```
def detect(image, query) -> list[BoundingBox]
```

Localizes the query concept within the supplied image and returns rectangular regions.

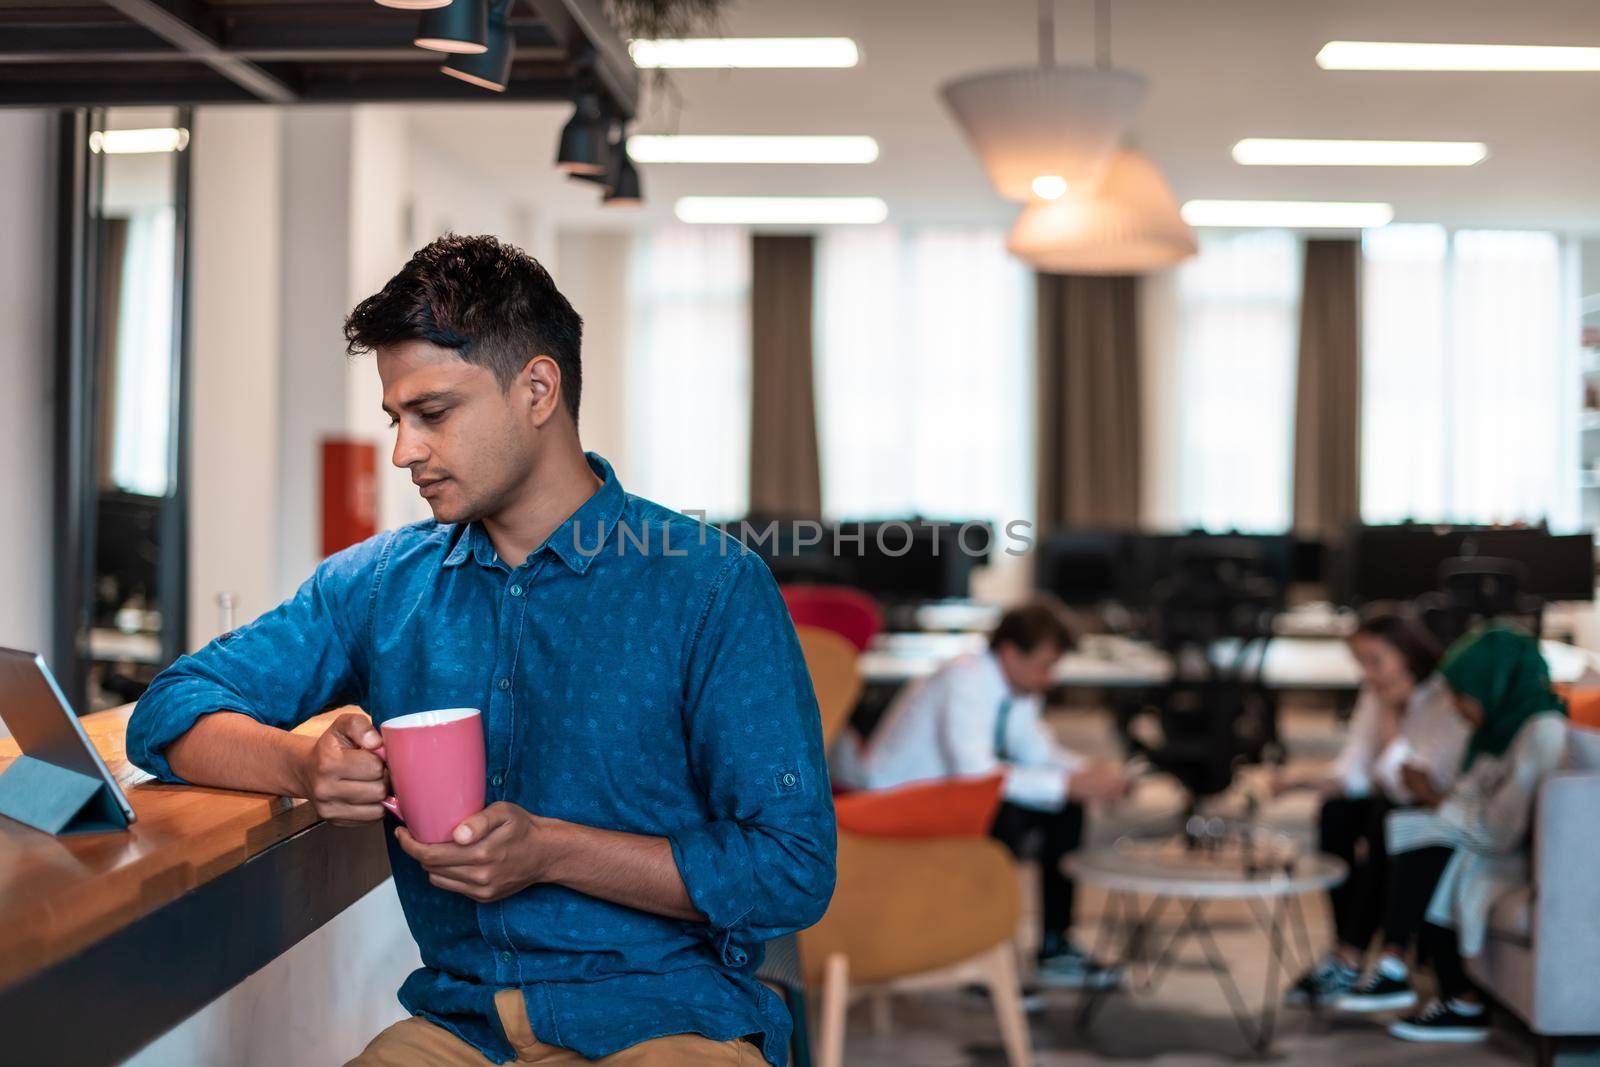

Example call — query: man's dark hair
[1355,602,1442,683]
[343,233,584,423]
[990,598,1077,655]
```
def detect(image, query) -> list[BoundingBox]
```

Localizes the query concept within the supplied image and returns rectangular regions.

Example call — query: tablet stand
[0,754,132,835]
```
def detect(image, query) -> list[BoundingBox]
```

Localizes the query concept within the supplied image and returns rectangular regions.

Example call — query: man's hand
[1400,762,1444,808]
[300,712,388,826]
[1069,762,1130,802]
[395,802,548,903]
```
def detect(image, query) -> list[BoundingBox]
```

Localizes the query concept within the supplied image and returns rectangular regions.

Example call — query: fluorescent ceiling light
[1317,40,1600,71]
[626,135,879,164]
[1180,199,1394,229]
[1031,175,1069,199]
[88,127,190,154]
[674,196,888,225]
[1232,138,1488,166]
[629,37,860,69]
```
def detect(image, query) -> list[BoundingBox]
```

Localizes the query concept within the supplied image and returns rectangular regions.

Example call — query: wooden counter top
[0,705,365,992]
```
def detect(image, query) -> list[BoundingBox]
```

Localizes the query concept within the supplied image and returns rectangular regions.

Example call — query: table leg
[1077,891,1302,1057]
[1075,889,1129,1031]
[1186,897,1285,1057]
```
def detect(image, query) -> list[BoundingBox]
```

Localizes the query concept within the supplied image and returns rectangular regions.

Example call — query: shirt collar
[440,452,626,576]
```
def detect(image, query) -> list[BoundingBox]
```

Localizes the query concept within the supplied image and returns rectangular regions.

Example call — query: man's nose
[392,422,427,469]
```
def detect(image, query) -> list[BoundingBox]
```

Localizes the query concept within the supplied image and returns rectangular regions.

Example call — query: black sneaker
[1036,942,1122,990]
[1284,955,1359,1006]
[1388,998,1490,1043]
[1335,968,1418,1013]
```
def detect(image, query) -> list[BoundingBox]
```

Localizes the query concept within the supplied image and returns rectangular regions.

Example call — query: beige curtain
[1292,239,1362,539]
[1035,273,1142,532]
[748,234,822,516]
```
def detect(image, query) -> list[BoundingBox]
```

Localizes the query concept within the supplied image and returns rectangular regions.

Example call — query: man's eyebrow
[381,389,461,417]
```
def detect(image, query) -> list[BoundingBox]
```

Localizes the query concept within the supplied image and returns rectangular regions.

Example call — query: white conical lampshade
[1007,149,1196,274]
[941,65,1147,201]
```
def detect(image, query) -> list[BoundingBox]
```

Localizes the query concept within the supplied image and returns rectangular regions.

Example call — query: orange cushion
[1554,684,1600,730]
[833,774,1005,838]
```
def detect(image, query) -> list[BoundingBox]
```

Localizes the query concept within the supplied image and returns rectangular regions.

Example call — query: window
[107,208,178,497]
[813,226,1033,532]
[1171,230,1302,533]
[1361,225,1573,527]
[624,225,751,518]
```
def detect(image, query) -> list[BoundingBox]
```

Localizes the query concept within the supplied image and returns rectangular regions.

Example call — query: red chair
[781,585,884,652]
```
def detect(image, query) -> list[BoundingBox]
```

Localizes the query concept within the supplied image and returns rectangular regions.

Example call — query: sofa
[1468,725,1600,1066]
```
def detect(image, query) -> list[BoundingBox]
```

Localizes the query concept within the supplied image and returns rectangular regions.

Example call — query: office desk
[0,706,389,1065]
[859,633,1600,692]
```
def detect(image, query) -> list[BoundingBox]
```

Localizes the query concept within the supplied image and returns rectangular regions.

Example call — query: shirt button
[510,584,523,597]
[491,773,504,788]
[782,773,798,788]
[497,678,510,691]
[499,951,512,964]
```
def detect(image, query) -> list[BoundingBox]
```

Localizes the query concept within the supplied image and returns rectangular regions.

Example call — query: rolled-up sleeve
[667,551,838,965]
[126,534,387,783]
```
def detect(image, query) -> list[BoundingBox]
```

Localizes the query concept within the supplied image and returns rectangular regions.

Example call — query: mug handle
[371,743,400,821]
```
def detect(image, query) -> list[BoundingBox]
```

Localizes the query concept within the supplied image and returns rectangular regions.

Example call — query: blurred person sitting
[1339,624,1568,1044]
[849,600,1128,989]
[1277,606,1470,1006]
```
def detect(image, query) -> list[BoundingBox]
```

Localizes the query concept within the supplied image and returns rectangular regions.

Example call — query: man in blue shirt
[126,234,836,1066]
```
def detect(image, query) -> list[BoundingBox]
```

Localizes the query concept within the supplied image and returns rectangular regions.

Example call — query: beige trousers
[346,989,751,1065]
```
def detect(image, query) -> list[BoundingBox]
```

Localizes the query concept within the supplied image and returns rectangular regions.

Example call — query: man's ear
[520,355,563,427]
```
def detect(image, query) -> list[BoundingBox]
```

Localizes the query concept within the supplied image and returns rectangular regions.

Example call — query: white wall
[0,110,55,656]
[554,231,631,470]
[188,107,286,647]
[276,109,356,598]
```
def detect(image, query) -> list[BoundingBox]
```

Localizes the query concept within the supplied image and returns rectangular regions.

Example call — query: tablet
[0,647,135,833]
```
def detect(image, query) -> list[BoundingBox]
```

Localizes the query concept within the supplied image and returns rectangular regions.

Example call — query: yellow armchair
[792,625,1033,1067]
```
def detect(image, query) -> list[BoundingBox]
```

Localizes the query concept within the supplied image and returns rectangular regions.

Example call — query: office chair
[1418,556,1544,646]
[781,585,885,652]
[1120,540,1283,802]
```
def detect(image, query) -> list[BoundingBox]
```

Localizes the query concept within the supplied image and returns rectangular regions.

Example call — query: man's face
[995,640,1062,695]
[378,340,540,525]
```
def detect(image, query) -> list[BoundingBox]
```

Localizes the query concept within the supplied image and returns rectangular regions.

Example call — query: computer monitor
[1344,525,1594,604]
[849,520,974,603]
[1034,531,1128,606]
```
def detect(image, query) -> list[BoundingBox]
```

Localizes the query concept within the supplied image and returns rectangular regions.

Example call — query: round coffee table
[1066,834,1347,1056]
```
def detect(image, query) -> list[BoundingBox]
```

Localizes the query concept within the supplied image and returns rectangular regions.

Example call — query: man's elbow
[797,864,836,929]
[787,846,837,930]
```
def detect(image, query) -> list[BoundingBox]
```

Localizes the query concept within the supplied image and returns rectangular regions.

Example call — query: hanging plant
[605,0,728,43]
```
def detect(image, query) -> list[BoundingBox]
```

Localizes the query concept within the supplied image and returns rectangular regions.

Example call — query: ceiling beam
[0,20,561,67]
[0,73,581,108]
[524,0,637,117]
[101,0,299,103]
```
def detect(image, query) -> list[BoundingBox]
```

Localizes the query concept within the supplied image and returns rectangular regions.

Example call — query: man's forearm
[165,711,315,797]
[536,817,706,923]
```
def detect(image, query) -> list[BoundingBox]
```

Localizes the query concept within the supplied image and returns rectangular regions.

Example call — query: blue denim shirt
[127,454,836,1064]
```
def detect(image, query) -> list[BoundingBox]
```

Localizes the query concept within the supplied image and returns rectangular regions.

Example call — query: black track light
[555,88,609,175]
[415,0,488,55]
[603,131,642,208]
[441,0,512,89]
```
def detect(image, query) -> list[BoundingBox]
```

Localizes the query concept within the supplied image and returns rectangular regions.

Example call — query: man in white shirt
[854,602,1128,987]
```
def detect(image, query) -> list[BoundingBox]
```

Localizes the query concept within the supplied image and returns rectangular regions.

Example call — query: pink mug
[378,707,486,844]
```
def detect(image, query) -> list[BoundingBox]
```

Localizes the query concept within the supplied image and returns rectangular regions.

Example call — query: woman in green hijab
[1442,623,1567,774]
[1340,623,1569,1043]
